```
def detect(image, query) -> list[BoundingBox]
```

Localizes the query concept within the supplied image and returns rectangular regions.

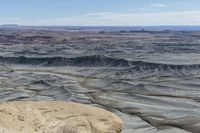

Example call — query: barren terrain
[0,28,200,132]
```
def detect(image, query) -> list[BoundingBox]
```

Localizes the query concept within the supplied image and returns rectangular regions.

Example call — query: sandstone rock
[0,101,123,133]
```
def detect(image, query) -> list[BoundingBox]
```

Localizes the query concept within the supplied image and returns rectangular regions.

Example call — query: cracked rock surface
[0,101,123,133]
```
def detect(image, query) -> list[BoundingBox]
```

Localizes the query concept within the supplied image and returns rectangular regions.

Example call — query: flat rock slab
[0,101,123,133]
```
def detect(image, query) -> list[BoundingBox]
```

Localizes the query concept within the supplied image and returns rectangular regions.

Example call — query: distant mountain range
[1,24,200,32]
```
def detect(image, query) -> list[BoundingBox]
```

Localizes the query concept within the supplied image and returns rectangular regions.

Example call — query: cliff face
[0,101,123,133]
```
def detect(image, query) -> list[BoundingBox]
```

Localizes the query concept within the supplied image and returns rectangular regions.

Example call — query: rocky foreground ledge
[0,101,123,133]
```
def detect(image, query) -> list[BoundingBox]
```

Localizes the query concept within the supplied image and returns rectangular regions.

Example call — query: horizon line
[1,24,200,27]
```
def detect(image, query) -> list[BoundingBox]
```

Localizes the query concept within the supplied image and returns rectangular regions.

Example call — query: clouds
[148,3,168,8]
[0,10,200,26]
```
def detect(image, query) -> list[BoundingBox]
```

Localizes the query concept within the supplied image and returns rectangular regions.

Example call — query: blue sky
[0,0,200,26]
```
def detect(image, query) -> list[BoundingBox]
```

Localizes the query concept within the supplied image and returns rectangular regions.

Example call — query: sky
[0,0,200,26]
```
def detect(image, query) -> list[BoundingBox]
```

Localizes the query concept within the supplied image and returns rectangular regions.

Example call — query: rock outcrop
[0,101,123,133]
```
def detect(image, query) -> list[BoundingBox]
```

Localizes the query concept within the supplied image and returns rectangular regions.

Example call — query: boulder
[0,101,123,133]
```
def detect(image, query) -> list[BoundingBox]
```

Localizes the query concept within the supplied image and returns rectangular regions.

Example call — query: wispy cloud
[85,12,115,17]
[148,3,168,8]
[0,11,200,26]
